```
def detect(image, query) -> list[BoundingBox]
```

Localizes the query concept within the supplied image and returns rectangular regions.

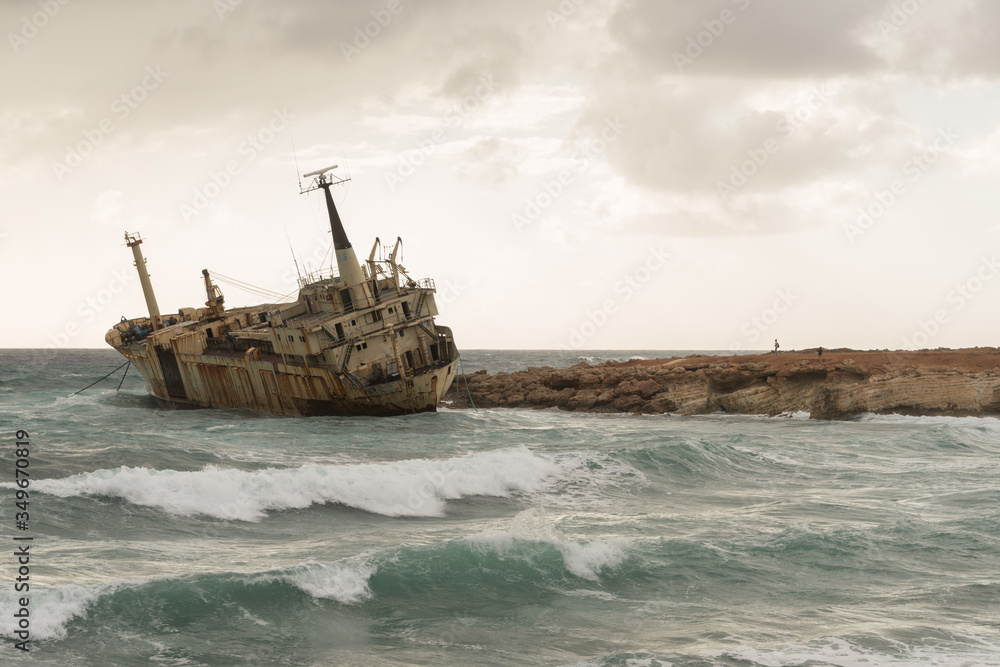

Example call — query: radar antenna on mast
[300,164,351,194]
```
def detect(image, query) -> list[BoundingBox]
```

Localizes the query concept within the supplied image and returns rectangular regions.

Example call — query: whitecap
[259,560,376,604]
[855,413,1000,431]
[469,508,628,581]
[26,446,562,521]
[0,580,127,641]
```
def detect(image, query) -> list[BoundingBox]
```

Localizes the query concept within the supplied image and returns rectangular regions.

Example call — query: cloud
[608,0,883,79]
[457,136,522,190]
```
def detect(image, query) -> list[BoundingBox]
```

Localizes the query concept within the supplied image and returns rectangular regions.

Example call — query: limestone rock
[445,349,1000,420]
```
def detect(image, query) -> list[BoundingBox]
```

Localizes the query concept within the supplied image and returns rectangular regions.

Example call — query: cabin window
[351,319,356,326]
[288,335,294,341]
[397,330,404,338]
[299,336,305,342]
[356,345,362,352]
[387,307,393,313]
[362,342,368,349]
[335,323,344,339]
[373,309,383,322]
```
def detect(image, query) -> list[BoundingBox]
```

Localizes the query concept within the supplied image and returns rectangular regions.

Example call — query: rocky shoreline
[444,348,1000,419]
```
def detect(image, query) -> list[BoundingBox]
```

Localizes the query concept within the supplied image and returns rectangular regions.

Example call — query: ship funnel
[124,232,162,330]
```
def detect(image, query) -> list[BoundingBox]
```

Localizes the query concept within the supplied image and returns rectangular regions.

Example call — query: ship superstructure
[105,166,459,416]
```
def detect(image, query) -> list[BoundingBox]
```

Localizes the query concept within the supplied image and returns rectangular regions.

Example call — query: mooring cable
[457,352,478,411]
[116,361,131,391]
[73,361,130,395]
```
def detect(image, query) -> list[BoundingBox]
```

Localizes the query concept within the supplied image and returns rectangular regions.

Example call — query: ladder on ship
[339,369,366,389]
[417,322,436,340]
[415,290,426,317]
[340,339,354,370]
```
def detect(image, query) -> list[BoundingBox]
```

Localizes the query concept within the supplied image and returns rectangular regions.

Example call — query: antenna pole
[291,134,302,192]
[285,227,303,284]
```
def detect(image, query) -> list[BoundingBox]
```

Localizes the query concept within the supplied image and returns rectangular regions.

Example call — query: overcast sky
[2,0,998,351]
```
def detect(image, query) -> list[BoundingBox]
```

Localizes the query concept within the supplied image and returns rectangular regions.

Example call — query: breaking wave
[0,560,378,642]
[27,446,561,520]
[467,508,629,580]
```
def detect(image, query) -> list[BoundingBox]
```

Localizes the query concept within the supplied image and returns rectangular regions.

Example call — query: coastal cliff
[445,349,1000,419]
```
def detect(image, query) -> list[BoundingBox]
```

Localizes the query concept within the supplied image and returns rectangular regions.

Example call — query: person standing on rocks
[774,339,780,355]
[818,346,823,360]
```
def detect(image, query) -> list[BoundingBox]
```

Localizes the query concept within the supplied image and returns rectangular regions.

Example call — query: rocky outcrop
[445,349,1000,419]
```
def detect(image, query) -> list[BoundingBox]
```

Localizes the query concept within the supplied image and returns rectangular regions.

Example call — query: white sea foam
[0,558,379,642]
[559,540,629,580]
[729,634,1000,667]
[0,580,126,641]
[469,508,628,581]
[856,413,1000,431]
[701,411,814,421]
[532,451,648,511]
[277,560,376,604]
[29,446,561,521]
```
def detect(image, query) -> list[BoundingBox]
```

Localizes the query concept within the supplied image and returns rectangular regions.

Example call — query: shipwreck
[105,166,459,416]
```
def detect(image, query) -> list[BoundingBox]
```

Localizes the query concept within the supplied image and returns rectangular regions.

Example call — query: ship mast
[124,232,162,330]
[301,165,372,309]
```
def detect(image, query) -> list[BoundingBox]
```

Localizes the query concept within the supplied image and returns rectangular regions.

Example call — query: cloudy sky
[2,0,998,351]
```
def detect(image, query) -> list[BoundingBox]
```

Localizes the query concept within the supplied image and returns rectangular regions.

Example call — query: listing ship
[105,166,459,416]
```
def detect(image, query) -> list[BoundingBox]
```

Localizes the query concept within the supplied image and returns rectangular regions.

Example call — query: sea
[1,348,999,666]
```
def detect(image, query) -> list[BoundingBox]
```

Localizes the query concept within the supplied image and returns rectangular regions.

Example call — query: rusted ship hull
[116,337,458,417]
[107,166,461,418]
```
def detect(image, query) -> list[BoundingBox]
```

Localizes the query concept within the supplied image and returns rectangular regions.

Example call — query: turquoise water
[1,349,999,666]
